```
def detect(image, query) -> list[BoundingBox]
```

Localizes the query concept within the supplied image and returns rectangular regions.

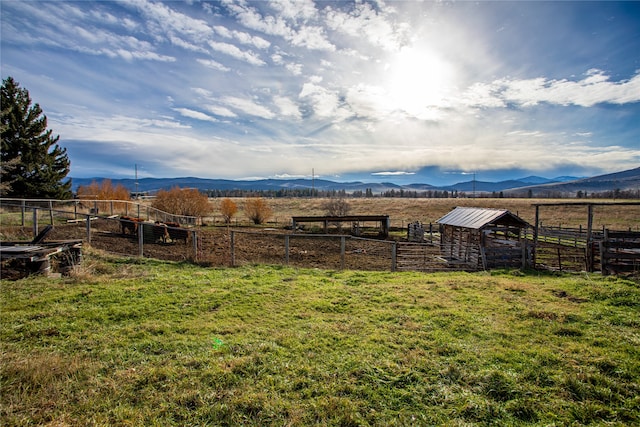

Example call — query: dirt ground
[5,196,637,277]
[1,219,397,277]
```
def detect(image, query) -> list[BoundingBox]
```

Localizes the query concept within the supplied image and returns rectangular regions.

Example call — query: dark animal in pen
[120,216,143,235]
[165,222,189,244]
[152,222,170,243]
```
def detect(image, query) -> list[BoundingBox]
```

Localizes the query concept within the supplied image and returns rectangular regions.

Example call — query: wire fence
[3,199,637,275]
[228,231,396,271]
[0,198,198,226]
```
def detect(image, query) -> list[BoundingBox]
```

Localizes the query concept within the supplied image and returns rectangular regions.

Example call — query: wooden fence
[395,243,470,271]
[229,231,396,271]
[0,205,199,263]
[600,231,640,275]
[534,225,606,248]
[0,198,199,226]
[3,201,638,275]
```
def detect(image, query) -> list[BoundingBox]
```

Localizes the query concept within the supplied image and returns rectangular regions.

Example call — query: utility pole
[135,164,139,199]
[473,171,476,198]
[312,168,315,197]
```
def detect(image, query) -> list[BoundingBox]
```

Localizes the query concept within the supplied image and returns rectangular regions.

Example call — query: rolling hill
[504,167,640,196]
[70,167,639,196]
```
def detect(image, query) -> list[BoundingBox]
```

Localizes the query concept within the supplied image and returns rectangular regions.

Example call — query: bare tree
[322,197,351,216]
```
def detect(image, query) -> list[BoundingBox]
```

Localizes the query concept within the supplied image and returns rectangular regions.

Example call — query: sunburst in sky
[2,0,639,185]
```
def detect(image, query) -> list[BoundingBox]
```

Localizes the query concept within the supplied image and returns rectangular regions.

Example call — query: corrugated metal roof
[436,207,528,230]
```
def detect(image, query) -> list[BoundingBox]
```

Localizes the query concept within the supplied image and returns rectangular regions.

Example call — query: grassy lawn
[1,251,639,426]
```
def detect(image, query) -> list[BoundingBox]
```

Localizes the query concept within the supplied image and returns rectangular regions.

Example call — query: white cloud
[324,2,409,51]
[223,1,294,39]
[204,104,237,118]
[232,30,271,50]
[221,96,276,119]
[372,171,416,176]
[299,83,349,120]
[131,0,213,43]
[463,70,640,108]
[285,62,303,75]
[208,41,265,65]
[223,0,335,51]
[269,0,318,22]
[289,25,335,51]
[197,58,231,71]
[173,108,218,123]
[170,35,209,53]
[273,96,302,119]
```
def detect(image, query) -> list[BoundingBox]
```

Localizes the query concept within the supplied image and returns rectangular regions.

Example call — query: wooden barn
[437,207,531,269]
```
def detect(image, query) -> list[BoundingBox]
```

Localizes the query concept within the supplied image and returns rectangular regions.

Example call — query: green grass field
[1,251,639,426]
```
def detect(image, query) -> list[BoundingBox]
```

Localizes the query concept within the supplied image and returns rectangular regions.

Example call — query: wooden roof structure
[437,207,529,230]
[291,215,390,237]
[436,207,531,270]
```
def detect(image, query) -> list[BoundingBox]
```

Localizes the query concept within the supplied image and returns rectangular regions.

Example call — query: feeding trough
[0,225,83,278]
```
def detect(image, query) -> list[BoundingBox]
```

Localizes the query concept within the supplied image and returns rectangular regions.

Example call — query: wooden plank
[602,251,640,261]
[605,231,640,239]
[603,242,640,249]
[66,216,98,223]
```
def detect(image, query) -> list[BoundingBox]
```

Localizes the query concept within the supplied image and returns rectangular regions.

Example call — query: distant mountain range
[71,167,640,196]
[503,167,640,196]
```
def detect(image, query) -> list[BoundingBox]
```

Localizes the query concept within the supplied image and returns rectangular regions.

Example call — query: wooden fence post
[601,229,608,276]
[86,214,91,245]
[230,231,235,267]
[192,230,198,261]
[49,200,54,224]
[533,205,539,268]
[138,222,144,257]
[586,204,594,272]
[32,208,38,239]
[340,236,345,269]
[391,242,397,272]
[285,235,290,265]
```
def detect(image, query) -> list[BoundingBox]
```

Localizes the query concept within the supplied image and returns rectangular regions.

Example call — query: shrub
[76,179,130,212]
[220,198,238,224]
[322,197,351,216]
[77,179,130,201]
[152,187,210,217]
[244,198,272,225]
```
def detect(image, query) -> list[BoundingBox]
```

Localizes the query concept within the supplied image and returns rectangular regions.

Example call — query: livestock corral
[1,198,639,277]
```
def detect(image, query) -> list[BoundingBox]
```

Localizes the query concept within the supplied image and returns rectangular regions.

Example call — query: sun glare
[386,46,455,118]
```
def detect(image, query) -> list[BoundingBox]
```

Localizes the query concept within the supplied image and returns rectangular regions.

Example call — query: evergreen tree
[1,77,71,198]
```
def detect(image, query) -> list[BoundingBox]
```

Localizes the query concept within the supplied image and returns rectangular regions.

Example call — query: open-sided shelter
[437,207,531,269]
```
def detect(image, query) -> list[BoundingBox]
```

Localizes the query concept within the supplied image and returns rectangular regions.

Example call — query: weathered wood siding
[601,230,640,275]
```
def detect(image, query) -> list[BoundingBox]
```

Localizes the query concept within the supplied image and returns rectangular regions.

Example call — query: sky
[2,0,639,186]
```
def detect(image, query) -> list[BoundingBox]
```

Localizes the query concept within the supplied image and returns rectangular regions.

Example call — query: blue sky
[2,0,639,186]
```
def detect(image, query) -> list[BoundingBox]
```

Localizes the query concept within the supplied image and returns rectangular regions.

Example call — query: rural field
[1,249,639,426]
[205,197,640,231]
